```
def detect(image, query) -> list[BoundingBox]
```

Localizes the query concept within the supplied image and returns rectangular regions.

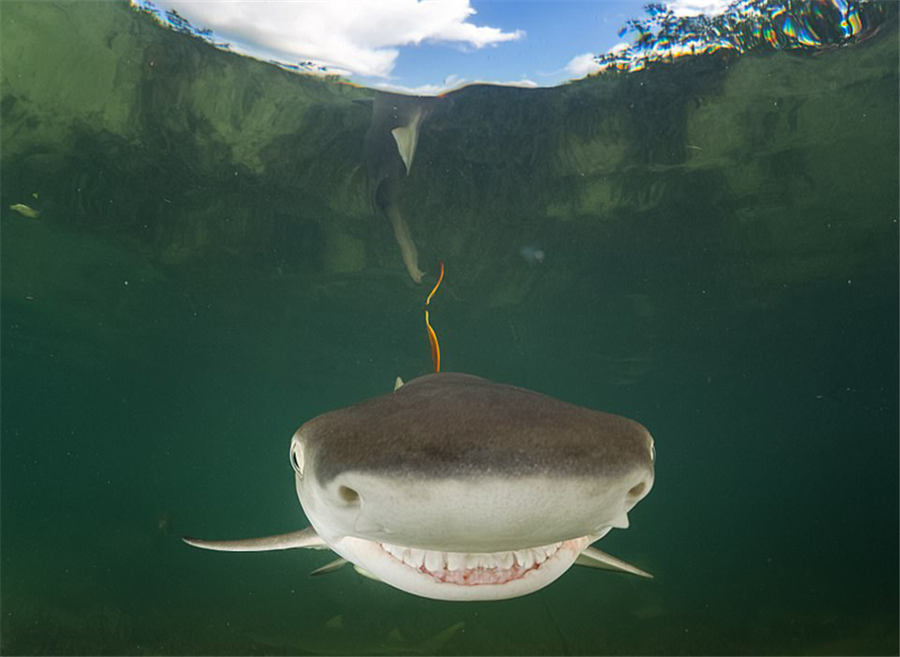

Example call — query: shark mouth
[329,533,601,600]
[378,539,577,586]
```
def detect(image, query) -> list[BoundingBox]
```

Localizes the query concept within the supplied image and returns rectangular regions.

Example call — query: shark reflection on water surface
[185,372,655,601]
[362,91,442,284]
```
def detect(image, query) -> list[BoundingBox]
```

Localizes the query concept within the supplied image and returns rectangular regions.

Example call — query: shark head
[289,373,654,600]
[184,372,655,601]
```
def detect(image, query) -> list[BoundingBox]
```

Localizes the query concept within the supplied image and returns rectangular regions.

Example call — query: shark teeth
[380,541,564,586]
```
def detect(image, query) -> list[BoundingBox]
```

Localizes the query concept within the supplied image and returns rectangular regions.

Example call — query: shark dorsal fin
[391,106,426,175]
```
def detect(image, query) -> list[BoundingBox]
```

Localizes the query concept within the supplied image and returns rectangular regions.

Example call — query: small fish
[9,203,40,219]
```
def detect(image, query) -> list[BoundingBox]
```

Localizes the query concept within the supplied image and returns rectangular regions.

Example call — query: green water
[1,2,897,654]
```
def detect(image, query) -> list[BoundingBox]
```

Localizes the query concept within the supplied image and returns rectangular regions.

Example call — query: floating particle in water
[9,203,40,219]
[519,245,545,264]
[156,510,173,535]
[325,614,344,630]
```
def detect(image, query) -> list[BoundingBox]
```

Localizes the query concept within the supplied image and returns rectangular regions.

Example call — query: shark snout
[290,379,656,556]
[298,466,653,553]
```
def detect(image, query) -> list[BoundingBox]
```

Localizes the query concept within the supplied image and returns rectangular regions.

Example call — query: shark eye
[289,442,304,477]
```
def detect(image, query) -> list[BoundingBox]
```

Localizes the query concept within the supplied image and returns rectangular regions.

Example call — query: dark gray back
[299,373,653,484]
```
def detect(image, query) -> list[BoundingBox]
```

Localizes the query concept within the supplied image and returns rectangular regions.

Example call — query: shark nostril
[628,482,647,498]
[337,485,360,504]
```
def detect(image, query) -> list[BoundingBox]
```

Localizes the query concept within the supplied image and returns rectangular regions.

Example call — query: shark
[184,372,655,601]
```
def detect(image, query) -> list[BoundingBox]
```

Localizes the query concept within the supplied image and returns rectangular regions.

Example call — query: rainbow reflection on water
[596,0,892,72]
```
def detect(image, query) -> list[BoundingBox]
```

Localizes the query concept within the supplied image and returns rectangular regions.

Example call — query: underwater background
[1,1,897,654]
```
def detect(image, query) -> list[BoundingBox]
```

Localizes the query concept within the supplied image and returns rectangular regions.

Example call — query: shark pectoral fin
[182,526,328,552]
[576,546,653,578]
[394,376,405,391]
[310,557,348,576]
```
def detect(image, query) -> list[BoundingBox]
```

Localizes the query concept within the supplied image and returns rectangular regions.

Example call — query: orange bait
[424,260,444,373]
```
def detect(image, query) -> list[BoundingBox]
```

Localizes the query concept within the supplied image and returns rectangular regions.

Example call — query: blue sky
[141,0,730,94]
[382,1,647,89]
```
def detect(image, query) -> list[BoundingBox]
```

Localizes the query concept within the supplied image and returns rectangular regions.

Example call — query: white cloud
[482,78,538,89]
[372,74,468,96]
[153,0,523,78]
[565,52,602,79]
[372,74,538,96]
[665,0,734,17]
